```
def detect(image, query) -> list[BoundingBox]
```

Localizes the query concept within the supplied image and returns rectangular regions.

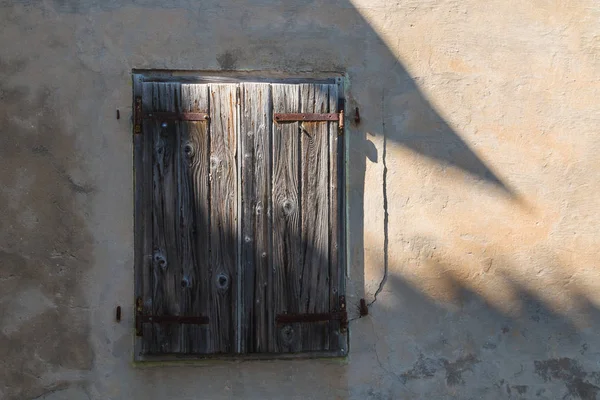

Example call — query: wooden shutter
[134,77,345,359]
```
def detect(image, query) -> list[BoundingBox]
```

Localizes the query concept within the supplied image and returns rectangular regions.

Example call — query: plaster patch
[534,358,600,400]
[1,287,56,335]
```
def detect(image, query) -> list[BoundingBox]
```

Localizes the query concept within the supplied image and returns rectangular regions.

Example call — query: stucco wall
[1,1,599,399]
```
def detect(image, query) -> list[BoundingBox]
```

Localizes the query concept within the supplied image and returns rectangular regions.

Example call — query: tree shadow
[350,243,600,399]
[17,0,514,190]
[3,0,595,398]
[22,0,527,326]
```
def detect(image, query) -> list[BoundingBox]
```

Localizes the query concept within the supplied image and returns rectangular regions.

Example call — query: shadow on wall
[363,269,600,400]
[0,68,96,399]
[1,0,598,399]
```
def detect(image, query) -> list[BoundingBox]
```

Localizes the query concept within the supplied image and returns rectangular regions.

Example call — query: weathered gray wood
[299,84,331,351]
[135,348,344,362]
[271,84,302,352]
[327,83,342,352]
[147,82,182,353]
[140,82,157,353]
[137,71,339,85]
[208,84,238,353]
[180,84,210,353]
[133,74,149,357]
[336,78,348,355]
[135,79,344,358]
[240,83,273,353]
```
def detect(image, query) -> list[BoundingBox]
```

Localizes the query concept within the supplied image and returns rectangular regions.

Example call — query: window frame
[132,71,347,361]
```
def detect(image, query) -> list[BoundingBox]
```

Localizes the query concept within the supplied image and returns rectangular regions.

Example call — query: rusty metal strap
[135,297,209,336]
[275,296,348,331]
[144,111,210,121]
[276,311,347,324]
[274,113,339,123]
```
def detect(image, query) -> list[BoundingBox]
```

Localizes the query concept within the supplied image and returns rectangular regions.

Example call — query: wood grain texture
[240,83,273,353]
[140,82,156,353]
[139,73,337,85]
[327,83,342,352]
[208,84,238,353]
[133,75,149,357]
[180,84,210,353]
[271,84,303,352]
[135,79,344,357]
[147,82,182,353]
[299,84,331,351]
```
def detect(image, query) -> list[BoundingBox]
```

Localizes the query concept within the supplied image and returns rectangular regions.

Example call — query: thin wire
[348,90,389,324]
[368,89,389,308]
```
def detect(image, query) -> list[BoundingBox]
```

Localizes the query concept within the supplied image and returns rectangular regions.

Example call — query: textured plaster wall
[1,0,600,399]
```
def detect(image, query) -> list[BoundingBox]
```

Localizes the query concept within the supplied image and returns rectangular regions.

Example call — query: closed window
[133,73,346,359]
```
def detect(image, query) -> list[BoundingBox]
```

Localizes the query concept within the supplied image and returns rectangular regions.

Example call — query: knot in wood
[181,275,192,288]
[282,200,295,215]
[216,273,230,290]
[280,325,295,345]
[210,156,220,170]
[154,253,167,270]
[183,143,194,157]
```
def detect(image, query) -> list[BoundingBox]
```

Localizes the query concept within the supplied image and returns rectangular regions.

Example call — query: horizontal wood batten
[141,315,209,324]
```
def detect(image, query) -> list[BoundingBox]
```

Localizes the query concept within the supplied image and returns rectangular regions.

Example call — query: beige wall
[1,0,599,399]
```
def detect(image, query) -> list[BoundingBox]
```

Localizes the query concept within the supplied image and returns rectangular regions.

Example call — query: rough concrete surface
[1,0,599,399]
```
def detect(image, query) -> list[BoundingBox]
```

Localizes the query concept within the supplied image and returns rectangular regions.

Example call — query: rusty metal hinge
[274,112,339,122]
[275,296,348,332]
[135,297,209,337]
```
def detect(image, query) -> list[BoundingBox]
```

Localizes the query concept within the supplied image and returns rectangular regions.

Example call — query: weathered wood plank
[180,84,210,353]
[327,83,342,352]
[140,82,157,353]
[134,75,150,356]
[272,84,302,353]
[136,78,344,358]
[148,82,182,353]
[208,84,238,353]
[240,83,272,353]
[299,84,331,351]
[139,73,337,85]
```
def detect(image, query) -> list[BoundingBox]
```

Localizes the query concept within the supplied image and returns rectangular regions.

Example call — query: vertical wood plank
[336,79,348,355]
[209,84,238,353]
[327,83,342,352]
[180,84,210,353]
[148,82,182,353]
[140,82,156,353]
[240,83,272,353]
[134,74,151,356]
[272,84,302,353]
[299,84,331,351]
